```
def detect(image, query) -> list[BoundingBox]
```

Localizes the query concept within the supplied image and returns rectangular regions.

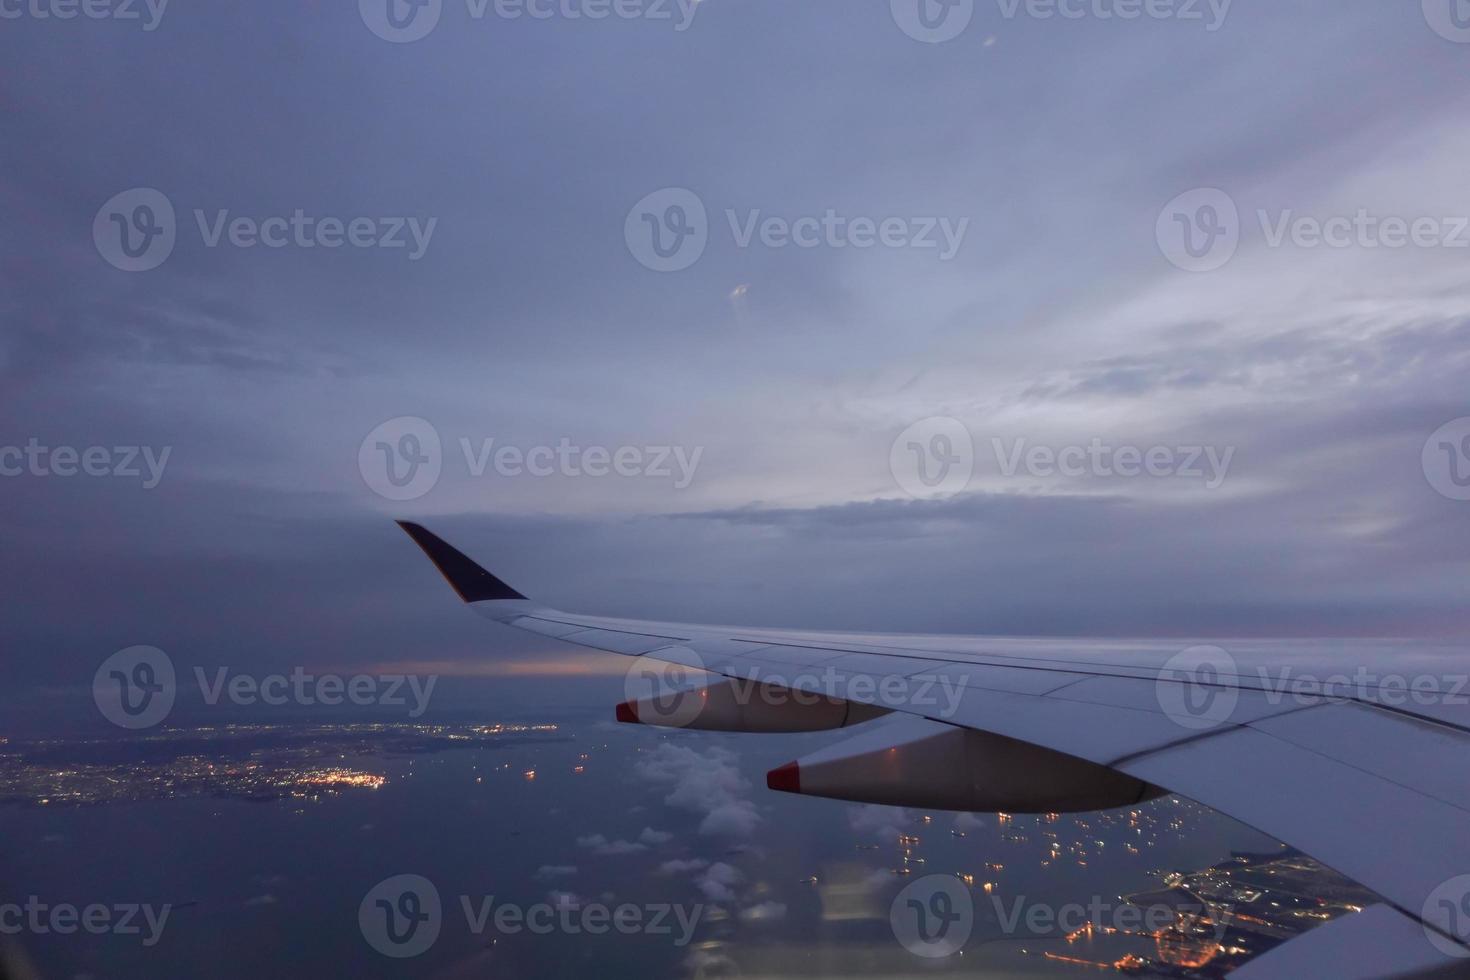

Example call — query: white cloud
[864,869,897,889]
[634,744,763,840]
[657,858,710,875]
[683,948,738,977]
[953,812,986,833]
[699,801,762,838]
[575,833,647,856]
[534,865,579,879]
[546,891,582,910]
[847,803,912,840]
[740,901,787,923]
[693,862,743,903]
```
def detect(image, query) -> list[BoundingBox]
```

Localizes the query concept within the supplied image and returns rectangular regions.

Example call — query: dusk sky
[5,0,1470,713]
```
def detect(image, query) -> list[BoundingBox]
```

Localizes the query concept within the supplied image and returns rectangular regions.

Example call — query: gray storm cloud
[2,1,1469,719]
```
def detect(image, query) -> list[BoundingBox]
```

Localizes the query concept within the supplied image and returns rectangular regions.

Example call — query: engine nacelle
[617,677,891,733]
[767,716,1164,813]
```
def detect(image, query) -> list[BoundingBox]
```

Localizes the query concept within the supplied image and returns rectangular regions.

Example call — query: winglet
[396,521,528,603]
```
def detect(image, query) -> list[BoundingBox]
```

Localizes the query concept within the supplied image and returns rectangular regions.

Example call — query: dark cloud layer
[3,1,1470,727]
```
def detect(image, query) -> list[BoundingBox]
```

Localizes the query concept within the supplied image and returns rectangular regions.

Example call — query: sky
[3,0,1470,715]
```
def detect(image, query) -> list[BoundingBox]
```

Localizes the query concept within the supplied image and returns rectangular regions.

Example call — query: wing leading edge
[397,522,1470,974]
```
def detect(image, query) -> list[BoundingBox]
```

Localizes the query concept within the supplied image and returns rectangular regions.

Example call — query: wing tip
[396,521,528,603]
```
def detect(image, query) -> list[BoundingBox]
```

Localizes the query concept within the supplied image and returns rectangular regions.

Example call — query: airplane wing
[397,521,1470,978]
